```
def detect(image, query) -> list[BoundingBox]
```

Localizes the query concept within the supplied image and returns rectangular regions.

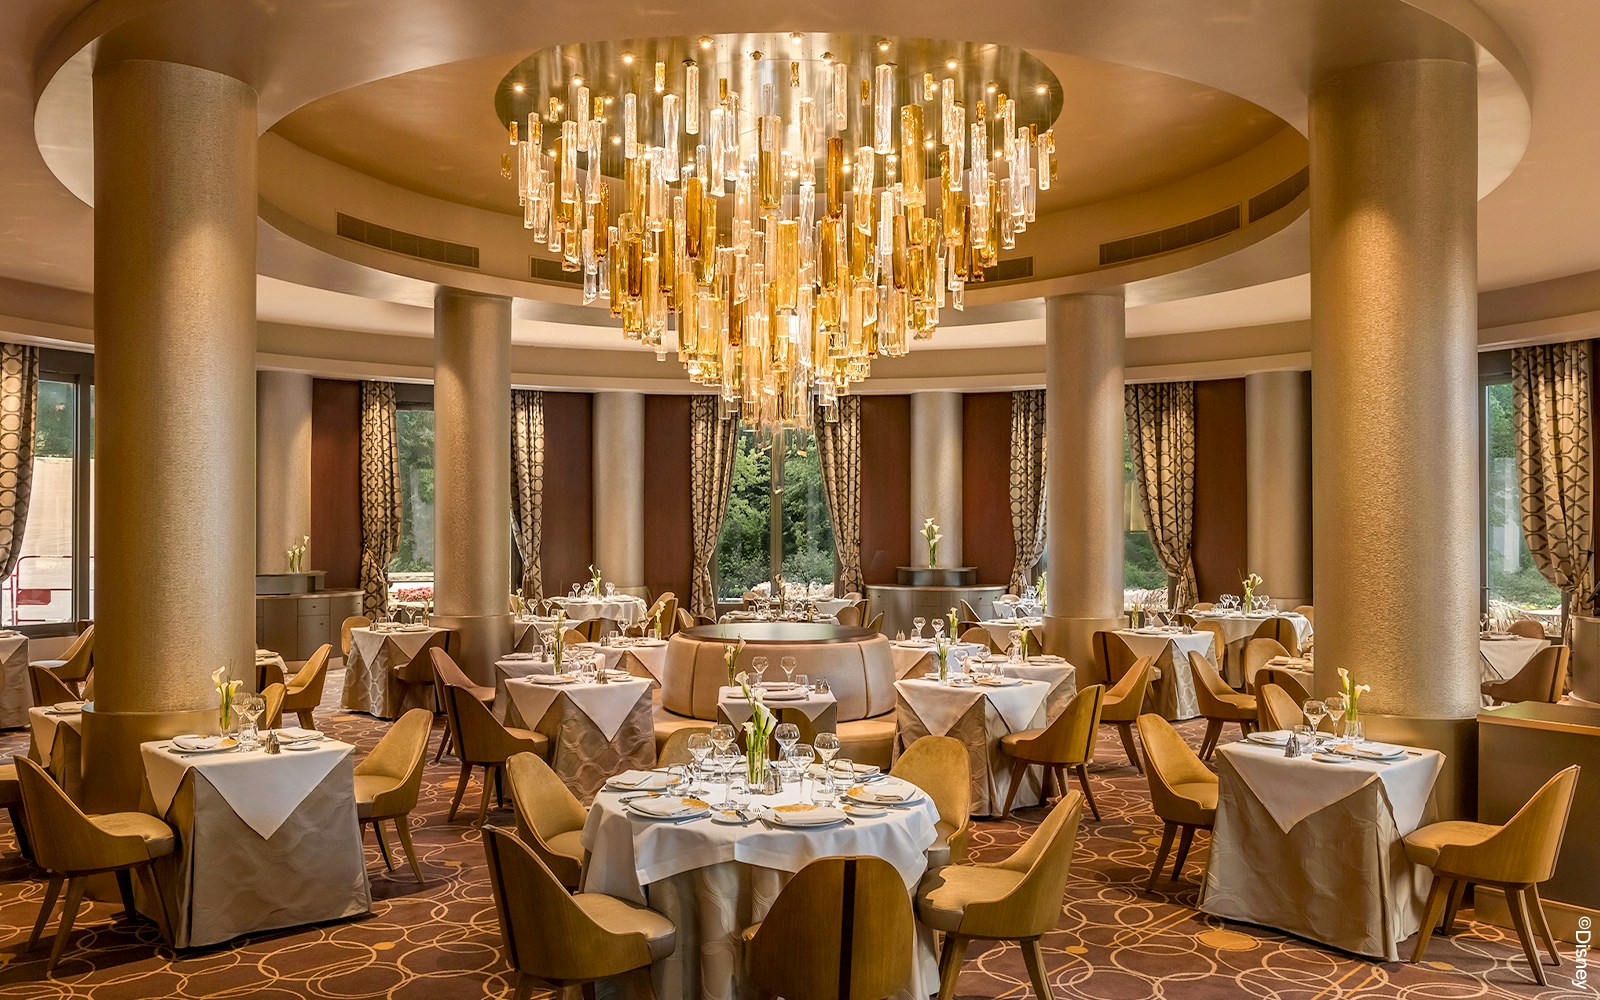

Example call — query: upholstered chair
[15,756,176,972]
[835,603,864,627]
[676,607,698,633]
[506,751,588,890]
[1136,713,1218,890]
[278,644,331,729]
[998,685,1105,820]
[867,612,885,634]
[1292,604,1314,624]
[259,683,286,733]
[915,792,1085,1000]
[1191,602,1216,611]
[575,617,620,642]
[743,856,913,1000]
[483,826,675,999]
[1249,616,1300,656]
[1508,619,1547,640]
[430,649,495,763]
[1090,630,1139,689]
[32,625,93,698]
[0,761,29,859]
[958,599,982,622]
[891,736,972,866]
[1404,765,1580,985]
[960,627,1004,655]
[1482,645,1570,705]
[436,664,549,825]
[1098,656,1155,774]
[1256,684,1304,732]
[1188,619,1231,683]
[339,615,371,659]
[354,707,432,883]
[560,627,589,648]
[1241,638,1289,692]
[391,630,450,716]
[28,665,78,708]
[1256,668,1312,707]
[1189,651,1257,759]
[657,725,714,767]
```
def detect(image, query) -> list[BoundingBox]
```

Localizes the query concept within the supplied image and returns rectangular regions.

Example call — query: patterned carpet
[0,672,1582,999]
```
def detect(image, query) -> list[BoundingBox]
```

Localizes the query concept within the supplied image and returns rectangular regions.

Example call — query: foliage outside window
[716,428,835,599]
[3,379,79,626]
[390,407,436,575]
[1483,381,1560,610]
[1123,428,1168,592]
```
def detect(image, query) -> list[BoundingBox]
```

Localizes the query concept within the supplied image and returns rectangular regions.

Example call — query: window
[1123,428,1168,593]
[715,429,836,600]
[1482,380,1560,611]
[390,406,435,578]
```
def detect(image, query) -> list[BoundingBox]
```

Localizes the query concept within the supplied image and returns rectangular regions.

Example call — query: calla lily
[211,666,229,689]
[1356,684,1371,695]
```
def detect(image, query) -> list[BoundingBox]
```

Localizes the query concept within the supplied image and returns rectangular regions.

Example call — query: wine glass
[814,732,841,769]
[932,619,945,641]
[789,743,816,796]
[570,583,581,598]
[774,723,800,773]
[606,582,616,598]
[709,723,736,760]
[236,693,264,749]
[913,616,927,639]
[686,733,713,794]
[1324,692,1348,738]
[1302,699,1328,738]
[751,656,769,687]
[781,656,797,687]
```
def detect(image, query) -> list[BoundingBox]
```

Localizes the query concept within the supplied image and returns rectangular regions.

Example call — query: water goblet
[1324,692,1348,738]
[727,773,751,813]
[775,723,800,775]
[913,617,927,639]
[751,656,769,688]
[606,582,616,598]
[1292,724,1316,755]
[794,674,809,693]
[789,743,816,795]
[236,692,264,749]
[781,656,797,687]
[932,620,945,641]
[814,732,840,768]
[686,733,713,794]
[1302,699,1328,738]
[570,583,581,599]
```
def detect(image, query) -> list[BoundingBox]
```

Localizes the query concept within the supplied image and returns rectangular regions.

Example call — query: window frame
[13,348,94,639]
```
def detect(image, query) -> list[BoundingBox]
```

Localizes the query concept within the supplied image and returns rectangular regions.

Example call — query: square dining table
[1113,626,1215,721]
[893,676,1052,816]
[340,624,450,719]
[500,675,656,803]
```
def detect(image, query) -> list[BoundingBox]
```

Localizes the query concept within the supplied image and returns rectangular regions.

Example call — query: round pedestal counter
[660,629,896,722]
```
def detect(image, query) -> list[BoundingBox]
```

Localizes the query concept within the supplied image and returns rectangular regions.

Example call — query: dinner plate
[1311,752,1353,764]
[1481,634,1517,641]
[1331,742,1407,761]
[845,778,921,806]
[767,804,848,827]
[282,742,318,752]
[840,802,887,818]
[1027,655,1066,663]
[172,734,238,753]
[524,674,578,685]
[502,652,540,660]
[763,689,809,701]
[1246,730,1294,746]
[627,795,711,820]
[606,770,679,792]
[711,808,751,825]
[975,676,1023,687]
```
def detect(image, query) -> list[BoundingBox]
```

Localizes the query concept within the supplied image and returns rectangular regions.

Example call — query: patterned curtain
[1008,390,1047,593]
[814,396,863,596]
[690,396,739,618]
[0,344,38,583]
[1124,382,1199,607]
[510,389,546,601]
[1513,342,1593,616]
[358,381,401,619]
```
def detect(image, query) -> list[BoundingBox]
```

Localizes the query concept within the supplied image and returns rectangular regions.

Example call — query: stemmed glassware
[686,733,712,795]
[1302,699,1328,740]
[814,733,840,771]
[913,617,927,639]
[605,582,616,598]
[236,693,265,749]
[751,656,769,688]
[774,723,800,777]
[781,656,797,687]
[789,743,816,798]
[932,619,945,641]
[1324,692,1348,739]
[570,583,581,598]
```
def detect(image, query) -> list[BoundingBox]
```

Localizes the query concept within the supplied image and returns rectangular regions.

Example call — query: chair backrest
[657,725,714,766]
[677,607,697,633]
[1136,713,1219,823]
[1090,630,1138,689]
[1249,617,1299,656]
[1257,668,1311,706]
[958,599,981,622]
[1241,638,1289,690]
[431,648,483,692]
[748,856,914,1000]
[54,625,95,683]
[959,627,1001,654]
[1438,765,1581,885]
[1022,684,1105,765]
[507,751,588,854]
[284,644,332,703]
[867,612,884,634]
[576,618,619,642]
[395,631,451,686]
[944,791,1085,940]
[340,616,371,658]
[354,708,432,818]
[835,603,864,627]
[1188,650,1241,717]
[1508,619,1547,640]
[29,664,77,706]
[1099,657,1154,723]
[658,597,680,636]
[14,755,156,876]
[890,736,971,855]
[1486,645,1571,705]
[1257,684,1304,731]
[482,826,654,985]
[260,683,286,730]
[432,649,522,764]
[1191,602,1216,611]
[1293,605,1314,625]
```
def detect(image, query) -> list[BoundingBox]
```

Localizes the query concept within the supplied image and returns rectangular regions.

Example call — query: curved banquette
[653,632,899,767]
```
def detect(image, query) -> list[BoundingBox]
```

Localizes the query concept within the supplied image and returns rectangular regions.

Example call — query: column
[1245,371,1311,608]
[909,392,963,567]
[1043,291,1126,678]
[432,288,513,684]
[592,391,645,593]
[1310,52,1478,813]
[256,371,313,573]
[87,57,258,809]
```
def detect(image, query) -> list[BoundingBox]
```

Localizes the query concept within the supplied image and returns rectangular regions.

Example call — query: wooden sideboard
[255,589,362,662]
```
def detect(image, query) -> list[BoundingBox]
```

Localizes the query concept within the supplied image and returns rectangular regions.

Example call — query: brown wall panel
[643,394,693,603]
[962,392,1016,587]
[1192,378,1249,600]
[310,378,362,590]
[541,391,594,595]
[860,394,911,585]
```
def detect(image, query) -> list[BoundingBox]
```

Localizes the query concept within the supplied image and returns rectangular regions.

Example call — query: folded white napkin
[172,734,230,751]
[847,776,918,803]
[275,727,322,742]
[629,794,708,818]
[525,673,576,685]
[608,769,676,790]
[767,804,847,826]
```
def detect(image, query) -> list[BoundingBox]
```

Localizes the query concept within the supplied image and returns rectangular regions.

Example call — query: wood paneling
[1193,379,1249,600]
[644,394,692,603]
[541,391,593,595]
[310,378,362,590]
[860,395,911,585]
[962,392,1016,586]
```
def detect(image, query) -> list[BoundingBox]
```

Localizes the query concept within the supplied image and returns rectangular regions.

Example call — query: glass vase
[746,742,778,793]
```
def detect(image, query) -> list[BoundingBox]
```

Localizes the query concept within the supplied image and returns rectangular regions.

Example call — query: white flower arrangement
[922,517,943,566]
[286,535,310,574]
[212,665,241,730]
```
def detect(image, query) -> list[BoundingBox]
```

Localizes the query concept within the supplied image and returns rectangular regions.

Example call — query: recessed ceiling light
[841,163,852,173]
[822,51,834,63]
[1035,84,1048,95]
[924,139,935,149]
[876,39,890,52]
[622,52,634,64]
[512,82,525,93]
[699,36,713,49]
[790,32,802,45]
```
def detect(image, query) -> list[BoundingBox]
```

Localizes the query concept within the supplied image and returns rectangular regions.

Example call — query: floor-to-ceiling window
[1481,378,1560,612]
[715,427,835,600]
[389,398,435,606]
[1123,428,1167,597]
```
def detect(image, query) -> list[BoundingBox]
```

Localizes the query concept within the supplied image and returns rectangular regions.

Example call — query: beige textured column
[432,288,513,684]
[1043,291,1126,678]
[909,392,963,567]
[592,391,646,592]
[256,370,313,573]
[1245,371,1311,608]
[1310,54,1479,814]
[87,58,257,808]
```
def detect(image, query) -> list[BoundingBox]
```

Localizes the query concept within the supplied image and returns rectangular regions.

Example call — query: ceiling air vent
[1249,167,1310,222]
[979,256,1034,284]
[336,213,479,268]
[1098,205,1241,266]
[529,257,585,287]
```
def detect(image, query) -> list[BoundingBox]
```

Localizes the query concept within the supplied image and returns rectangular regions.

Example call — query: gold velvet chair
[1136,713,1218,891]
[915,791,1085,1000]
[1257,667,1312,707]
[15,756,176,972]
[676,607,698,633]
[1256,683,1304,732]
[1249,616,1300,656]
[1189,651,1257,760]
[483,825,675,999]
[32,625,93,698]
[743,856,914,1000]
[1090,629,1139,689]
[657,725,714,766]
[392,630,451,716]
[1188,619,1231,684]
[354,707,432,883]
[867,612,885,634]
[506,751,588,891]
[891,736,972,867]
[1482,645,1570,705]
[339,615,371,660]
[998,684,1105,820]
[1404,765,1580,985]
[1508,619,1548,640]
[278,643,331,729]
[1292,604,1314,624]
[28,665,78,708]
[430,649,496,763]
[260,683,286,733]
[1241,638,1289,692]
[1191,602,1216,612]
[437,662,550,825]
[1098,656,1155,774]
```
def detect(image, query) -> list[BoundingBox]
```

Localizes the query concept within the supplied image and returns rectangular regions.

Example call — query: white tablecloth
[889,640,991,680]
[718,686,838,726]
[550,595,649,626]
[1216,741,1443,835]
[977,617,1045,647]
[505,677,652,742]
[894,678,1049,737]
[140,739,355,840]
[0,633,29,728]
[976,658,1077,723]
[27,705,79,760]
[1114,628,1213,721]
[575,640,671,684]
[1192,612,1314,647]
[583,779,939,1000]
[340,625,449,718]
[1478,634,1550,681]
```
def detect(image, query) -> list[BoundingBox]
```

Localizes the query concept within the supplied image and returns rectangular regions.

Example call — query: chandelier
[502,34,1059,433]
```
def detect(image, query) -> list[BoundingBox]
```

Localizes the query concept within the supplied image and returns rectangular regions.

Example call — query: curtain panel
[689,396,739,618]
[510,389,546,601]
[814,396,864,597]
[0,344,39,583]
[358,381,401,619]
[1512,341,1594,616]
[1124,382,1199,607]
[1008,389,1047,594]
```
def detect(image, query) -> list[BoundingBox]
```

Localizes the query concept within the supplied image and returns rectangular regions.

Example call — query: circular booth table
[655,624,899,767]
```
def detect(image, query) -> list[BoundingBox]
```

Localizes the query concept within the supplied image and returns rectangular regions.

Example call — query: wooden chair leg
[1412,876,1451,964]
[1238,720,1253,741]
[1074,764,1100,821]
[433,727,453,764]
[1200,719,1223,761]
[48,876,86,973]
[1021,937,1054,1000]
[392,816,425,884]
[114,868,137,920]
[1441,879,1469,934]
[8,804,32,861]
[1116,723,1143,774]
[296,709,315,729]
[136,862,173,946]
[372,820,394,870]
[1000,759,1029,818]
[936,932,970,1000]
[28,875,62,950]
[1171,826,1197,881]
[448,763,472,821]
[1148,823,1177,893]
[1506,882,1547,985]
[1526,884,1561,967]
[477,766,498,826]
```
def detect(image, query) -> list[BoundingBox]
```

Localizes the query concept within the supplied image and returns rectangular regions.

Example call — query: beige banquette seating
[654,633,899,767]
